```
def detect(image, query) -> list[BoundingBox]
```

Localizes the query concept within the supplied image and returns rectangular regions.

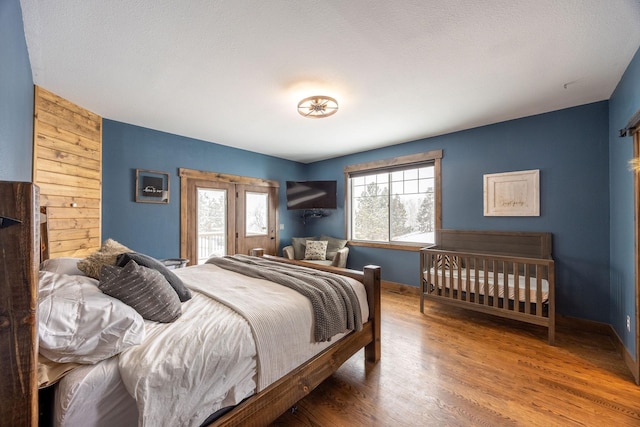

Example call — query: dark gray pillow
[99,261,181,323]
[291,236,316,260]
[116,252,191,302]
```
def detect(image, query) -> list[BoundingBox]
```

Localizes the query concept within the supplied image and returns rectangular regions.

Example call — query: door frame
[635,129,640,384]
[183,178,236,264]
[179,168,280,263]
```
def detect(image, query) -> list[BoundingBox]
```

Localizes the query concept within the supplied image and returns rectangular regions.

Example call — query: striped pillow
[99,260,182,323]
[435,254,459,270]
[116,252,191,302]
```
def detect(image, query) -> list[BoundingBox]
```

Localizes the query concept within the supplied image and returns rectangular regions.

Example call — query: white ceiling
[20,0,640,163]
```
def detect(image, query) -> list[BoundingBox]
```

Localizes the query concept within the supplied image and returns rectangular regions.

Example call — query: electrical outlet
[627,315,631,332]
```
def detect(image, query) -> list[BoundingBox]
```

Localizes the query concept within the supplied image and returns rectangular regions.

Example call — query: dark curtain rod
[619,108,640,137]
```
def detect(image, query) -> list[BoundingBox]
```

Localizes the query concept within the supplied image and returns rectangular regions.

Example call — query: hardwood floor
[271,289,640,426]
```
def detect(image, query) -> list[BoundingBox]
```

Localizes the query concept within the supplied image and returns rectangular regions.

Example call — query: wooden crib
[420,229,555,344]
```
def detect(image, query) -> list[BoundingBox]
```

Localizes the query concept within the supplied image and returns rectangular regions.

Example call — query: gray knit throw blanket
[206,254,362,342]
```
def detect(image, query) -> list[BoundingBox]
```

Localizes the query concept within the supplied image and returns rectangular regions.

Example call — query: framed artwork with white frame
[483,169,539,216]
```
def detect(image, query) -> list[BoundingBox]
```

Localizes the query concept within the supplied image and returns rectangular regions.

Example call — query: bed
[420,229,555,344]
[0,181,381,427]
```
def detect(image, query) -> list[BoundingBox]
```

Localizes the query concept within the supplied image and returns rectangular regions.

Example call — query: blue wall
[609,46,640,357]
[102,120,308,258]
[5,0,639,354]
[305,102,610,322]
[0,0,33,181]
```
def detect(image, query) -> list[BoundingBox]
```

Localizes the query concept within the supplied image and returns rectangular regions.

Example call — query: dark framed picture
[135,169,169,204]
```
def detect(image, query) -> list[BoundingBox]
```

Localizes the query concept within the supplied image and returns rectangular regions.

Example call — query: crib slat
[439,253,445,297]
[524,263,531,314]
[483,259,490,307]
[463,256,470,302]
[455,254,462,301]
[502,260,509,311]
[430,253,436,296]
[446,253,452,299]
[536,265,543,316]
[475,257,481,304]
[422,253,429,301]
[430,254,435,297]
[443,254,447,297]
[513,262,520,313]
[492,259,500,307]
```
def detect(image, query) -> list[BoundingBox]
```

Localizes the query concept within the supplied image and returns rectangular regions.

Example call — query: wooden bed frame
[420,229,555,345]
[0,181,381,427]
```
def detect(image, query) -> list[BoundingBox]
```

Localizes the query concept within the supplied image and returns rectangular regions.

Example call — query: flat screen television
[286,180,337,210]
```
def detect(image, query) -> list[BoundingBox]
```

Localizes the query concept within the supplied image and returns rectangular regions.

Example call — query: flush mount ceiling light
[297,96,338,119]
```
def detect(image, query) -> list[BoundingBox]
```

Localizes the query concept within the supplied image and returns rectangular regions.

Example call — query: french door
[179,169,279,265]
[236,184,277,256]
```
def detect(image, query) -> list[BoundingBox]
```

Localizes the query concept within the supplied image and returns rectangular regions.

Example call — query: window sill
[347,240,431,252]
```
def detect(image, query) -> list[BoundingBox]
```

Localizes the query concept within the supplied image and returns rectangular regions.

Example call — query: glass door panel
[245,192,268,236]
[197,188,227,264]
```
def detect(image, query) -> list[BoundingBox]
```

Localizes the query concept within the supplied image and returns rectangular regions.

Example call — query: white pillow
[38,271,145,364]
[40,257,85,276]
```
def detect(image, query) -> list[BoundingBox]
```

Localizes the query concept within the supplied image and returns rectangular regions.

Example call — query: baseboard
[556,314,612,335]
[558,315,639,384]
[610,326,640,385]
[381,280,420,295]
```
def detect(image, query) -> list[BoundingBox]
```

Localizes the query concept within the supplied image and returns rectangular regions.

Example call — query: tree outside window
[350,165,436,244]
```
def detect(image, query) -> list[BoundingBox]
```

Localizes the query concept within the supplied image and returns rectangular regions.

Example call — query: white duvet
[116,263,369,427]
[118,288,257,427]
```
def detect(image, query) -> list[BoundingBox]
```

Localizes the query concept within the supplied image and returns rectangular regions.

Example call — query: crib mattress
[425,268,549,303]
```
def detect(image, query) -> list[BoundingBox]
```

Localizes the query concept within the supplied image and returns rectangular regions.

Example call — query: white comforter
[117,263,368,427]
[117,286,256,427]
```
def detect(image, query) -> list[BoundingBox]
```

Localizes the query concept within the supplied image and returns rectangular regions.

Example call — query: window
[345,150,442,249]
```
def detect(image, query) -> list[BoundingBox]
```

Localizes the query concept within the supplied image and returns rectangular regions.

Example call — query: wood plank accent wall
[32,86,102,258]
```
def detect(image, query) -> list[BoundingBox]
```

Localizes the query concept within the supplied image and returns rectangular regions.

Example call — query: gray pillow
[100,261,182,323]
[116,252,191,302]
[291,236,316,260]
[319,235,348,260]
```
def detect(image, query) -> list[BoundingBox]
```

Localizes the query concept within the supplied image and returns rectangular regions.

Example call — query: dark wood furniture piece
[420,229,555,344]
[0,181,381,427]
[0,182,40,427]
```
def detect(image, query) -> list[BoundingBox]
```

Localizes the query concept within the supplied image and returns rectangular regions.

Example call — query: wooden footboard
[420,230,555,345]
[208,250,381,426]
